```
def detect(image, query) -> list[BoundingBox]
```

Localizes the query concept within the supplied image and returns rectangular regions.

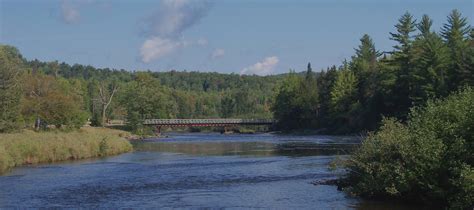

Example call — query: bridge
[143,119,276,135]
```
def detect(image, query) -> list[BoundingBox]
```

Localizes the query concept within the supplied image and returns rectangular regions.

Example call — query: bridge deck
[143,119,275,126]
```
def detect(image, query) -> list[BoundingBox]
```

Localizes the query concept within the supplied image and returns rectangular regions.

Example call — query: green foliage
[390,12,417,119]
[21,73,88,129]
[272,69,319,130]
[271,10,472,135]
[411,29,450,105]
[121,72,177,133]
[345,87,474,208]
[272,72,302,130]
[0,45,24,132]
[329,68,360,131]
[441,9,472,89]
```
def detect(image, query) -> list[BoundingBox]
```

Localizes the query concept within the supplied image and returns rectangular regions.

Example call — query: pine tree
[389,12,417,119]
[441,9,472,89]
[300,62,319,127]
[417,14,433,36]
[317,66,338,128]
[306,62,313,80]
[411,15,450,104]
[468,29,474,86]
[352,34,381,101]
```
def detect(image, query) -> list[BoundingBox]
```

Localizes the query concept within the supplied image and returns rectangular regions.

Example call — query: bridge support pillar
[155,126,161,136]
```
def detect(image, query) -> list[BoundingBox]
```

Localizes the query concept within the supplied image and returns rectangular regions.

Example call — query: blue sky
[0,0,472,75]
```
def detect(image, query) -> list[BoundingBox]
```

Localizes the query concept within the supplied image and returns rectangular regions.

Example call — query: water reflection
[133,141,357,157]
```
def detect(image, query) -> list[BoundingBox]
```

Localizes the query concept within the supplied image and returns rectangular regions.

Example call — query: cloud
[240,56,279,76]
[143,0,212,37]
[139,0,213,63]
[211,48,225,59]
[140,37,188,63]
[61,0,80,24]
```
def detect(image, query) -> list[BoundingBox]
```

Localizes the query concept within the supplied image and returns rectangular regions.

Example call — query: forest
[1,10,472,135]
[273,10,473,134]
[1,46,283,134]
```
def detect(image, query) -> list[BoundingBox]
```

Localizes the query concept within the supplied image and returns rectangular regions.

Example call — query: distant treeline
[273,10,473,133]
[1,45,284,133]
[1,10,472,135]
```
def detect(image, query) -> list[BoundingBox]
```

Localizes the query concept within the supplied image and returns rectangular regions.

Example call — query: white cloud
[211,48,225,59]
[240,56,279,76]
[139,0,212,63]
[144,0,212,37]
[140,37,187,63]
[61,0,80,24]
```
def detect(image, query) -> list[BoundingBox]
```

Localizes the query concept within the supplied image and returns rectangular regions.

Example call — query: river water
[0,133,415,209]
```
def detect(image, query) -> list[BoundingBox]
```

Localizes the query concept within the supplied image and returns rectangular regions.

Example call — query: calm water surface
[0,133,414,209]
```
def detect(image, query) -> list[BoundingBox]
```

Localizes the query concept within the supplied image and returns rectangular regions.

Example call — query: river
[0,133,415,209]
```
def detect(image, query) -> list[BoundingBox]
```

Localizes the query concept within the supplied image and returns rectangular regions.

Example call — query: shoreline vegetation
[339,88,473,209]
[0,127,133,174]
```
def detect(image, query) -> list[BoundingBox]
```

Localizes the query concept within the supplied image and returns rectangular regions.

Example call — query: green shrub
[344,87,474,208]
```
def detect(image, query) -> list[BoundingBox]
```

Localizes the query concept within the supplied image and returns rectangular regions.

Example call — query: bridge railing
[143,119,276,125]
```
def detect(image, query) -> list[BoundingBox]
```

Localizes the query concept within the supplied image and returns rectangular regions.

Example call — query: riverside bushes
[343,87,473,209]
[0,127,133,174]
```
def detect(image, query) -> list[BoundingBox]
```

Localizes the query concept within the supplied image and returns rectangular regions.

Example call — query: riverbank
[0,127,133,174]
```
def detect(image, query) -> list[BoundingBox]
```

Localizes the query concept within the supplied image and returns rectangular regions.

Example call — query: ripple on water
[0,133,419,209]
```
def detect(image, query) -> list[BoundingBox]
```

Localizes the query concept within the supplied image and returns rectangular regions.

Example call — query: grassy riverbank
[0,127,133,174]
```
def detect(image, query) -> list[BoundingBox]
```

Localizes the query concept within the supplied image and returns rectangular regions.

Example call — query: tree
[441,9,472,89]
[220,93,235,118]
[305,62,313,80]
[0,45,23,132]
[97,82,119,126]
[389,12,417,119]
[350,35,383,130]
[317,66,338,128]
[345,87,474,209]
[21,74,87,129]
[411,15,450,104]
[330,68,360,131]
[352,34,381,103]
[272,71,302,130]
[122,72,177,133]
[300,63,319,127]
[417,14,433,36]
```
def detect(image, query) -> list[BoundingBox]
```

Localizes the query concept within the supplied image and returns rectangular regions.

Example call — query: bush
[343,87,474,208]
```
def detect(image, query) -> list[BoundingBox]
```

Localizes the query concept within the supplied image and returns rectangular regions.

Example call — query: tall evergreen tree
[389,12,417,119]
[305,62,313,80]
[411,15,450,104]
[417,14,433,36]
[352,34,380,101]
[441,9,472,89]
[468,29,474,86]
[351,34,383,129]
[300,63,319,127]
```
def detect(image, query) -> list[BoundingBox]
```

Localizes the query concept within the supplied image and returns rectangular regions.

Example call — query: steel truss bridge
[143,119,276,135]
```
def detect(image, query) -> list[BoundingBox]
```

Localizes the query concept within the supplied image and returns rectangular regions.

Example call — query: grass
[0,127,133,174]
